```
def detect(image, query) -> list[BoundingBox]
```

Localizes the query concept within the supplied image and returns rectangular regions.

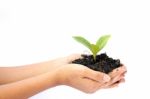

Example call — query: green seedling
[73,35,111,60]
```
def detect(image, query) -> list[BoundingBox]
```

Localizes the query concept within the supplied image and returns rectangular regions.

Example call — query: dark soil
[72,53,122,74]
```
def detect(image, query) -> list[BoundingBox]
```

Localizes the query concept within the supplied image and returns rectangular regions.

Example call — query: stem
[93,54,96,61]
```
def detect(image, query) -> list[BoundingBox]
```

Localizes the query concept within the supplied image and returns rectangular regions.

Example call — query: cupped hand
[55,64,111,93]
[53,54,127,91]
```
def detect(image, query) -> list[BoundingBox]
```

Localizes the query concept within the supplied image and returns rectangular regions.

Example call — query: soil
[72,53,122,74]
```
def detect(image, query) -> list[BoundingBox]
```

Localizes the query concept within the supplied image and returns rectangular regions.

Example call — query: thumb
[67,54,82,62]
[83,68,110,83]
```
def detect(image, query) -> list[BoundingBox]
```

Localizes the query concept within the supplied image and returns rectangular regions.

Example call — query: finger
[109,78,125,87]
[112,69,127,81]
[109,66,127,78]
[101,83,117,89]
[108,83,119,88]
[119,72,126,77]
[103,78,125,89]
[67,54,82,62]
[111,78,125,86]
[107,73,124,86]
[83,68,110,83]
[109,66,127,77]
[103,74,125,88]
[111,73,125,83]
[119,78,125,83]
[101,66,127,88]
[104,83,119,89]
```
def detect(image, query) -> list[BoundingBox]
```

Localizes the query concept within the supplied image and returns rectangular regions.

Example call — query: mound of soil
[72,53,122,74]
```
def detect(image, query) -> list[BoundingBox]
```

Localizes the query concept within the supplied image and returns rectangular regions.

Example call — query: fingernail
[103,75,110,82]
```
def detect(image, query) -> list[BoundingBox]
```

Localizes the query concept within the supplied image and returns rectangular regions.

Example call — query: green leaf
[73,36,92,50]
[96,35,111,51]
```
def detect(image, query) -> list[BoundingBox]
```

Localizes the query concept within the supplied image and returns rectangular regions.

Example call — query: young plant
[73,35,111,60]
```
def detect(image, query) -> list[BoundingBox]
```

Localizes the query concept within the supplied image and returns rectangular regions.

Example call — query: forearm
[0,58,63,84]
[0,70,59,99]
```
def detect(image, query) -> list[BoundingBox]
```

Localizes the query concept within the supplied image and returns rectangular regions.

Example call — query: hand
[103,66,127,88]
[55,64,111,93]
[52,54,127,90]
[50,54,82,68]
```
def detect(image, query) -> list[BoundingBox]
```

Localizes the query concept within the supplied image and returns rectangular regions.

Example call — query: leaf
[96,35,111,51]
[73,36,92,50]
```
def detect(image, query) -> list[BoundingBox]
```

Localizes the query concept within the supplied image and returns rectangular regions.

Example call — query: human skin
[0,54,81,84]
[0,54,126,99]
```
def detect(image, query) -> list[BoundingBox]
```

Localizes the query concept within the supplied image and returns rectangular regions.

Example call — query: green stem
[93,54,96,61]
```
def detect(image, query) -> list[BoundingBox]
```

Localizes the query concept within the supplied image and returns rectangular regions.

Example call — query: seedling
[73,35,111,60]
[72,34,122,74]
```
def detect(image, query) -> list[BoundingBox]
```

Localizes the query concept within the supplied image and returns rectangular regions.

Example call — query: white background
[0,0,150,99]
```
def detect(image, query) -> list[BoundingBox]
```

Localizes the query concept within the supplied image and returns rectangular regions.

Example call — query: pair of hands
[0,54,126,99]
[52,54,127,93]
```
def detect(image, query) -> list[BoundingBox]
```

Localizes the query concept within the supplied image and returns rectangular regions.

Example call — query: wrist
[43,70,62,87]
[54,67,69,85]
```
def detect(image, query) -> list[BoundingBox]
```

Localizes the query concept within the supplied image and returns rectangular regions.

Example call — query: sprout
[73,35,111,60]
